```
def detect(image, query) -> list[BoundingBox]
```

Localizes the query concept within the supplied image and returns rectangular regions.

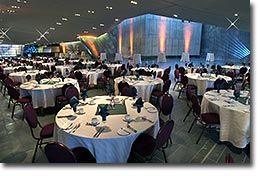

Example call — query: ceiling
[0,0,250,45]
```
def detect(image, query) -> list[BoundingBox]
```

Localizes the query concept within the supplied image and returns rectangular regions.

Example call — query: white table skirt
[201,90,250,148]
[54,96,160,163]
[9,70,46,83]
[19,78,79,108]
[114,76,163,102]
[186,73,232,95]
[131,67,164,77]
[79,69,104,85]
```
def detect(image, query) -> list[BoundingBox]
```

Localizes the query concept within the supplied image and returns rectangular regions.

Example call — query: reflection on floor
[0,58,250,164]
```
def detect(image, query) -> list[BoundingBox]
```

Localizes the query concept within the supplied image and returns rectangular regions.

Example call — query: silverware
[93,127,102,137]
[63,123,73,130]
[127,124,137,133]
[95,127,104,138]
[69,123,80,133]
[120,127,131,134]
[141,116,154,123]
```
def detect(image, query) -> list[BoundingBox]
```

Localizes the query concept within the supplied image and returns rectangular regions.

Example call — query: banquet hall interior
[0,0,250,164]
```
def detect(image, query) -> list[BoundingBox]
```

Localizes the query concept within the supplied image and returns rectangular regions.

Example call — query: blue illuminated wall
[200,25,250,64]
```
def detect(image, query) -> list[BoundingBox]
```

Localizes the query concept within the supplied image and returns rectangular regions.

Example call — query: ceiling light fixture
[74,13,81,17]
[92,27,97,30]
[23,1,27,3]
[115,18,120,22]
[50,27,55,30]
[173,14,178,18]
[56,22,62,25]
[234,13,239,17]
[106,6,113,10]
[61,17,68,21]
[100,23,105,27]
[88,10,95,14]
[130,1,138,5]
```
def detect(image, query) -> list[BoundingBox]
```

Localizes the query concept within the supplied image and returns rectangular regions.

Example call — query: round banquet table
[114,75,164,102]
[3,66,33,74]
[19,78,79,108]
[186,73,232,95]
[201,89,250,148]
[106,64,122,76]
[9,70,46,83]
[221,65,250,74]
[54,95,160,163]
[131,67,164,77]
[79,69,104,85]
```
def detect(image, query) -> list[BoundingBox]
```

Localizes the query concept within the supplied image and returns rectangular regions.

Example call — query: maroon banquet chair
[188,94,220,144]
[7,85,32,119]
[177,75,189,99]
[64,85,79,102]
[183,84,198,122]
[130,119,174,163]
[44,142,96,163]
[55,83,74,111]
[24,103,54,162]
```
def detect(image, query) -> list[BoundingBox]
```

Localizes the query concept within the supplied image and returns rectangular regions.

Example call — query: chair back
[118,81,130,94]
[103,69,111,78]
[121,86,132,97]
[24,103,38,129]
[180,75,188,86]
[161,73,169,82]
[214,78,229,90]
[44,142,77,163]
[61,83,74,96]
[179,67,185,76]
[161,93,174,116]
[191,94,201,117]
[74,71,83,80]
[186,84,196,101]
[155,120,174,150]
[164,66,171,75]
[239,67,248,75]
[65,86,79,101]
[4,77,14,87]
[7,85,20,100]
[162,79,171,93]
[174,69,179,80]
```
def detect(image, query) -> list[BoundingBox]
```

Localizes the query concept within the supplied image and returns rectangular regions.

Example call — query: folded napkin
[133,97,144,113]
[69,96,79,112]
[25,74,31,82]
[35,74,42,84]
[131,86,137,99]
[81,89,88,101]
[98,104,110,121]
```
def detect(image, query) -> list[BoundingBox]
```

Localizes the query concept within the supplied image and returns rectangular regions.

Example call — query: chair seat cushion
[201,113,220,124]
[56,95,67,102]
[72,147,96,163]
[132,133,156,157]
[152,90,164,97]
[18,97,32,103]
[40,123,54,138]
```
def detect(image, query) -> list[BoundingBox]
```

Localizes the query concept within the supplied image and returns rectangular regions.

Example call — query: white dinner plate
[117,128,131,136]
[146,107,157,113]
[243,109,250,113]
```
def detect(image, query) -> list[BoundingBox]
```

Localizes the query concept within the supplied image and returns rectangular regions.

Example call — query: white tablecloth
[54,95,160,163]
[9,70,46,83]
[100,53,107,61]
[19,78,79,108]
[115,53,123,62]
[201,90,250,148]
[107,64,122,76]
[79,69,104,85]
[114,76,163,102]
[157,53,167,63]
[206,53,215,62]
[221,65,250,74]
[3,66,33,74]
[186,73,232,95]
[180,52,190,62]
[133,54,142,65]
[131,67,164,77]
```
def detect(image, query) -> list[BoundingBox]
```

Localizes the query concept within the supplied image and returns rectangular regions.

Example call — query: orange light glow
[78,35,99,58]
[184,23,192,53]
[60,42,66,53]
[159,16,166,53]
[129,18,133,57]
[118,24,122,53]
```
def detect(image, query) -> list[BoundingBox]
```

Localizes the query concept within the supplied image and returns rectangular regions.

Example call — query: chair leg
[162,149,167,163]
[178,87,183,99]
[173,82,177,91]
[8,97,11,108]
[11,103,16,119]
[32,140,40,163]
[183,107,192,122]
[196,126,206,144]
[188,118,197,133]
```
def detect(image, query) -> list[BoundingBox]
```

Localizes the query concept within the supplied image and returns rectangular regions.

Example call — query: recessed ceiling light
[115,18,120,22]
[173,14,178,18]
[88,10,95,14]
[106,6,113,10]
[74,13,81,17]
[83,31,89,34]
[92,27,97,30]
[17,0,21,3]
[234,13,239,17]
[61,17,68,21]
[23,1,27,3]
[100,23,105,27]
[56,22,62,25]
[50,27,55,30]
[130,1,138,5]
